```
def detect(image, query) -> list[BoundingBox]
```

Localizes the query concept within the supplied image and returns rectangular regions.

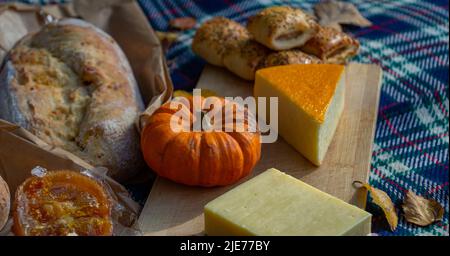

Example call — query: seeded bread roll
[192,17,250,67]
[223,38,271,80]
[0,175,9,231]
[301,27,360,64]
[258,49,321,69]
[247,6,319,50]
[0,19,145,182]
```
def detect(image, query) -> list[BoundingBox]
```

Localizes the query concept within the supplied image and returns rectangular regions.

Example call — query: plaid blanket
[8,0,450,236]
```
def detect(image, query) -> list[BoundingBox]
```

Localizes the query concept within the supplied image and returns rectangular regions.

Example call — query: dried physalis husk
[402,190,444,227]
[173,89,218,99]
[354,181,398,231]
[314,0,372,31]
[156,31,179,52]
[200,89,218,98]
[169,17,197,30]
[173,90,192,98]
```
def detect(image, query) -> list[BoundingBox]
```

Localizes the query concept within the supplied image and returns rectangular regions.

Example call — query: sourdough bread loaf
[0,175,9,231]
[0,19,145,182]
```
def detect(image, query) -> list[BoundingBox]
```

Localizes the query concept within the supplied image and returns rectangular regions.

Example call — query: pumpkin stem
[202,110,214,131]
[193,110,213,131]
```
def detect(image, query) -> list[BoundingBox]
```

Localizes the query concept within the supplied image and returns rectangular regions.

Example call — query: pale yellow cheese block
[254,64,345,165]
[204,168,371,236]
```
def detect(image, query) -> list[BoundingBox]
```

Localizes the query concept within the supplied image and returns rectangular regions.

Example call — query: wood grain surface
[138,63,383,235]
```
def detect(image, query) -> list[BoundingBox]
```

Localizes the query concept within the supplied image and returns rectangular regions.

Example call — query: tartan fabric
[140,0,449,237]
[6,0,449,236]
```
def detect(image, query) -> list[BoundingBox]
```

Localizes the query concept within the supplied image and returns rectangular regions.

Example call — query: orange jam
[13,170,113,236]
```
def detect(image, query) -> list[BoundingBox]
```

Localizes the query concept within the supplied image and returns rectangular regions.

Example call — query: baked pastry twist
[247,6,320,50]
[192,17,250,67]
[301,27,360,64]
[223,38,271,80]
[258,49,321,69]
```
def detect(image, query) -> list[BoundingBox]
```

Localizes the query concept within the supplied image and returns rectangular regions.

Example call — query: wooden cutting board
[138,63,383,236]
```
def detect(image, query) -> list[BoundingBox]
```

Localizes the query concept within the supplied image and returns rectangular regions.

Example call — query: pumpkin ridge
[146,113,178,131]
[159,131,186,179]
[189,132,203,184]
[227,132,254,179]
[223,132,246,183]
[141,119,179,172]
[155,122,178,161]
[199,132,214,186]
[220,102,253,130]
[197,132,205,185]
[214,131,245,185]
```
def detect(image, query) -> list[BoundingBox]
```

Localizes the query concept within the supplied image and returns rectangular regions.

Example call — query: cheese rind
[204,168,371,236]
[254,64,345,165]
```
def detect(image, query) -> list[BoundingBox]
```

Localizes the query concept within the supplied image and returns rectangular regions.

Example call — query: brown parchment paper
[0,119,141,235]
[0,0,174,235]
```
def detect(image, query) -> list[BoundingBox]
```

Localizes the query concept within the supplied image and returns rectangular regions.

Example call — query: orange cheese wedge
[254,64,345,165]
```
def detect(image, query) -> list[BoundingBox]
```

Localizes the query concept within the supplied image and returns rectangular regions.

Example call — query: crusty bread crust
[0,175,10,231]
[0,19,145,182]
[223,38,271,80]
[192,17,250,66]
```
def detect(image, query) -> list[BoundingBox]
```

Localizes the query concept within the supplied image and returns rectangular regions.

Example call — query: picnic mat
[5,0,450,236]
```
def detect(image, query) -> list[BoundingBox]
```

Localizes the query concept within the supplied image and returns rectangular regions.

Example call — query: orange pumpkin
[141,96,261,187]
